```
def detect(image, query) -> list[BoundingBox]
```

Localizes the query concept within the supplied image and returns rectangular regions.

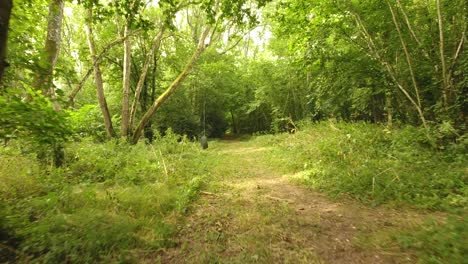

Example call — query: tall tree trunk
[0,0,12,83]
[351,11,428,128]
[129,28,165,129]
[85,8,115,138]
[68,36,129,106]
[230,110,238,134]
[436,0,450,107]
[29,0,65,167]
[132,27,211,144]
[34,0,64,104]
[385,88,393,128]
[387,0,423,113]
[121,24,132,138]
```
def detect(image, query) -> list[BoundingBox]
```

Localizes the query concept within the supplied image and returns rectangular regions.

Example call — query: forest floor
[154,140,439,264]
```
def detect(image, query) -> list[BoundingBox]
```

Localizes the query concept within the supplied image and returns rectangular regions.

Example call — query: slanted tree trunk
[351,11,428,128]
[387,0,423,113]
[34,0,64,105]
[129,28,165,130]
[121,24,132,138]
[68,36,129,106]
[395,0,431,61]
[0,0,12,83]
[132,27,211,144]
[85,8,115,138]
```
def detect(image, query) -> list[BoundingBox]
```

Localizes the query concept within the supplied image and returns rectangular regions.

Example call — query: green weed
[0,133,208,263]
[259,121,467,211]
[396,215,468,264]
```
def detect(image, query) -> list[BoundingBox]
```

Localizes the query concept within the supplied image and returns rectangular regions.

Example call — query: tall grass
[0,131,208,263]
[256,121,467,211]
[253,121,467,263]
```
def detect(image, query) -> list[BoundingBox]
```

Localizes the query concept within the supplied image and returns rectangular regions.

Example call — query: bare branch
[68,31,141,105]
[129,28,166,129]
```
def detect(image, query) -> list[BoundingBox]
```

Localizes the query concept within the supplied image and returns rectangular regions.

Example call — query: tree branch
[68,32,140,105]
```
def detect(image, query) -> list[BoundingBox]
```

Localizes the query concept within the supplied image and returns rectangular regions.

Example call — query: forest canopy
[1,0,466,145]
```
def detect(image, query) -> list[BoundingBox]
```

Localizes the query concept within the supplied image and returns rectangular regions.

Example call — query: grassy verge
[0,132,209,263]
[254,121,466,210]
[251,121,467,263]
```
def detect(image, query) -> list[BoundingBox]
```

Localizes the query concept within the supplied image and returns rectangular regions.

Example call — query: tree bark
[85,8,115,138]
[34,0,64,103]
[387,1,423,112]
[0,0,12,83]
[436,0,450,107]
[121,25,132,138]
[385,89,393,128]
[68,35,131,106]
[132,27,211,144]
[230,110,238,134]
[129,28,165,130]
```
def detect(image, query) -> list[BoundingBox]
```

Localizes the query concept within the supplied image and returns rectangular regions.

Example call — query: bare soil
[153,141,435,263]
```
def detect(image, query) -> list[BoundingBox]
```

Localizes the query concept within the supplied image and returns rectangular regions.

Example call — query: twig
[151,144,168,178]
[266,195,292,203]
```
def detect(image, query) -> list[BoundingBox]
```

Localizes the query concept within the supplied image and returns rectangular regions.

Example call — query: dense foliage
[0,134,208,262]
[0,0,465,262]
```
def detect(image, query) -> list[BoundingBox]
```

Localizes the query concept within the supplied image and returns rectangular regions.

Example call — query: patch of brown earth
[150,142,436,264]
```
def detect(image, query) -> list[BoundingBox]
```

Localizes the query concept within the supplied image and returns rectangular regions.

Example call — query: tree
[34,0,64,103]
[0,0,12,83]
[131,26,212,143]
[273,0,466,128]
[85,7,115,138]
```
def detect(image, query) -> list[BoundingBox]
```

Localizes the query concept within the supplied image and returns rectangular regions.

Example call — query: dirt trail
[157,141,425,263]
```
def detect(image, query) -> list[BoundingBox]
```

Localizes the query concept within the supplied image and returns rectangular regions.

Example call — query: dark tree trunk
[144,122,154,143]
[0,0,13,83]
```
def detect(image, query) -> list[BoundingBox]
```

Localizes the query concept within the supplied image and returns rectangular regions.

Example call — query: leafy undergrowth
[254,121,466,211]
[0,122,466,263]
[396,215,467,264]
[0,130,209,263]
[251,121,467,263]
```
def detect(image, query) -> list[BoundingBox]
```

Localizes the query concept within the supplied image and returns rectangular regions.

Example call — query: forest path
[157,140,424,264]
